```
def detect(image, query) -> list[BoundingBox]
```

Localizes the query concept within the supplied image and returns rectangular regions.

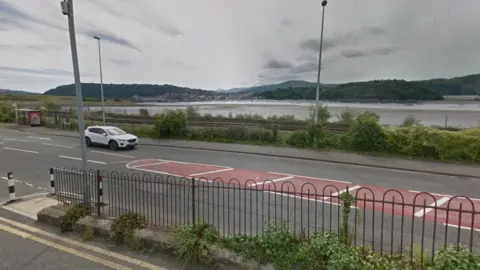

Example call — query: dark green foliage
[110,212,147,244]
[60,204,91,232]
[173,221,219,263]
[153,109,188,137]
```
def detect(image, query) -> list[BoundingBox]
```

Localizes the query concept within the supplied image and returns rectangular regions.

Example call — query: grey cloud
[82,31,141,51]
[0,66,73,76]
[264,59,292,69]
[361,26,388,36]
[0,66,95,78]
[300,38,337,53]
[292,62,318,73]
[342,49,367,58]
[0,2,65,31]
[109,59,132,66]
[373,47,395,56]
[280,19,293,27]
[295,54,317,62]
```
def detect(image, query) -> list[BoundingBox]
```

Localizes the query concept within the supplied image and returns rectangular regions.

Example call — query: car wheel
[109,140,118,150]
[85,137,92,147]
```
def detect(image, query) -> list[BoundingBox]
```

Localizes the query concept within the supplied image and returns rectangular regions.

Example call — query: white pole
[315,0,328,124]
[94,36,106,126]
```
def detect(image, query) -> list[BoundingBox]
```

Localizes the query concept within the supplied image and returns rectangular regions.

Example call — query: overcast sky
[1,0,479,93]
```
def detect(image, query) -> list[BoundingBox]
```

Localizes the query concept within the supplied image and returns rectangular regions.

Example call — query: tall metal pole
[315,0,328,124]
[94,36,105,125]
[61,0,90,205]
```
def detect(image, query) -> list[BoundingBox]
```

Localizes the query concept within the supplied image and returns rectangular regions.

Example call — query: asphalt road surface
[0,127,479,254]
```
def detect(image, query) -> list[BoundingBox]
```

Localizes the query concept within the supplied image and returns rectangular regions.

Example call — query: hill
[44,83,214,100]
[254,74,480,101]
[238,80,336,93]
[0,89,36,95]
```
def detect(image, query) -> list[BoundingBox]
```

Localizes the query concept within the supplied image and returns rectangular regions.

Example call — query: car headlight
[118,139,126,142]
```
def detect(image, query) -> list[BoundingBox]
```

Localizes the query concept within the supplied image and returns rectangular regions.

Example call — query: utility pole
[94,36,106,125]
[60,0,90,205]
[314,0,328,124]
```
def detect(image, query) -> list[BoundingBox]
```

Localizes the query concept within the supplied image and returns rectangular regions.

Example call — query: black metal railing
[52,167,480,259]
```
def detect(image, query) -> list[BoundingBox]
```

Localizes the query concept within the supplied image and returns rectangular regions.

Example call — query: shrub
[0,103,15,123]
[60,204,91,232]
[110,212,147,244]
[402,115,421,127]
[433,245,480,269]
[286,130,311,148]
[153,109,187,137]
[337,108,356,126]
[174,221,219,264]
[138,108,149,116]
[346,115,387,152]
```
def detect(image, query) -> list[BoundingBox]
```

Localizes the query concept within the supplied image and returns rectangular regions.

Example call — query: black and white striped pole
[7,172,15,202]
[96,169,103,215]
[49,168,55,194]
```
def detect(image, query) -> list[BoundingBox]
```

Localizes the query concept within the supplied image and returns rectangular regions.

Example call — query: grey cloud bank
[0,0,479,92]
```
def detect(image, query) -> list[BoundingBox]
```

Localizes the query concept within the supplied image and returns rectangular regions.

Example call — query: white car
[85,126,138,150]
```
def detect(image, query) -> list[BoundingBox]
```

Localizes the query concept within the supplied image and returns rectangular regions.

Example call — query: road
[0,127,479,254]
[0,208,209,270]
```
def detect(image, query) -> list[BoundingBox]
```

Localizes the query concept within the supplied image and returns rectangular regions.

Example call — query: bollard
[7,172,15,201]
[49,168,55,194]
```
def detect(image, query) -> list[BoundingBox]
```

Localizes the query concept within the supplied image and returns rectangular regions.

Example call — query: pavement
[0,196,210,270]
[0,126,479,254]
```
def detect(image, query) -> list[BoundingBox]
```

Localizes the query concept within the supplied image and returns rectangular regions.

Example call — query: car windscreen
[106,128,127,136]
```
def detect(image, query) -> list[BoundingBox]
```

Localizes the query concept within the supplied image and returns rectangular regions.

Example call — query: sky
[1,0,480,93]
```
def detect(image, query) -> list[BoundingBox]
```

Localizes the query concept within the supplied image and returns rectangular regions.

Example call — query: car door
[87,127,102,144]
[96,128,109,145]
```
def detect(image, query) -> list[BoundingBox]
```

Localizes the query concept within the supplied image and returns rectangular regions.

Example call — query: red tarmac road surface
[126,159,480,231]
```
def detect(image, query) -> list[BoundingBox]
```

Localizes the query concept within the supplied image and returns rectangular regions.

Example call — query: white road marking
[443,223,480,232]
[322,185,362,201]
[27,136,51,140]
[42,142,73,149]
[414,197,451,217]
[3,147,38,154]
[4,138,28,142]
[1,177,22,183]
[409,190,480,202]
[268,171,352,184]
[90,150,135,159]
[249,176,294,187]
[131,161,171,168]
[190,167,234,177]
[58,155,107,165]
[266,191,358,209]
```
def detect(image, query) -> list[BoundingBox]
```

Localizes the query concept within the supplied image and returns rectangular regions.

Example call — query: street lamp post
[60,0,90,205]
[314,0,328,124]
[93,36,106,126]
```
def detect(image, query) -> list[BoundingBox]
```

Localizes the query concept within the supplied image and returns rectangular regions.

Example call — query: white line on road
[131,161,171,168]
[268,171,352,184]
[409,190,480,202]
[414,197,451,217]
[58,155,107,165]
[90,150,135,159]
[190,167,234,177]
[3,147,38,154]
[42,142,73,149]
[266,191,358,209]
[27,136,51,140]
[4,138,28,142]
[249,176,294,187]
[322,185,362,201]
[1,177,23,183]
[443,223,480,232]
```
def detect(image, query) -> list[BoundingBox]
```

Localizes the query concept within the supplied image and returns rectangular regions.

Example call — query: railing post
[96,170,102,216]
[191,177,196,225]
[49,168,55,194]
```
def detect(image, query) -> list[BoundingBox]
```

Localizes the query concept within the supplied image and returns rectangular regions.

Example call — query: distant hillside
[238,80,337,93]
[44,83,214,99]
[0,89,36,95]
[254,74,480,101]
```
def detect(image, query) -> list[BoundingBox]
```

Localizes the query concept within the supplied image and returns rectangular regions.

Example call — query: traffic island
[36,205,267,270]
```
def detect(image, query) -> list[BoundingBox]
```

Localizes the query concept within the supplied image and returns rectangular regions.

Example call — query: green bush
[110,212,147,244]
[0,103,15,123]
[174,221,219,264]
[346,115,387,151]
[286,129,311,148]
[153,109,187,137]
[433,246,480,269]
[60,204,91,232]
